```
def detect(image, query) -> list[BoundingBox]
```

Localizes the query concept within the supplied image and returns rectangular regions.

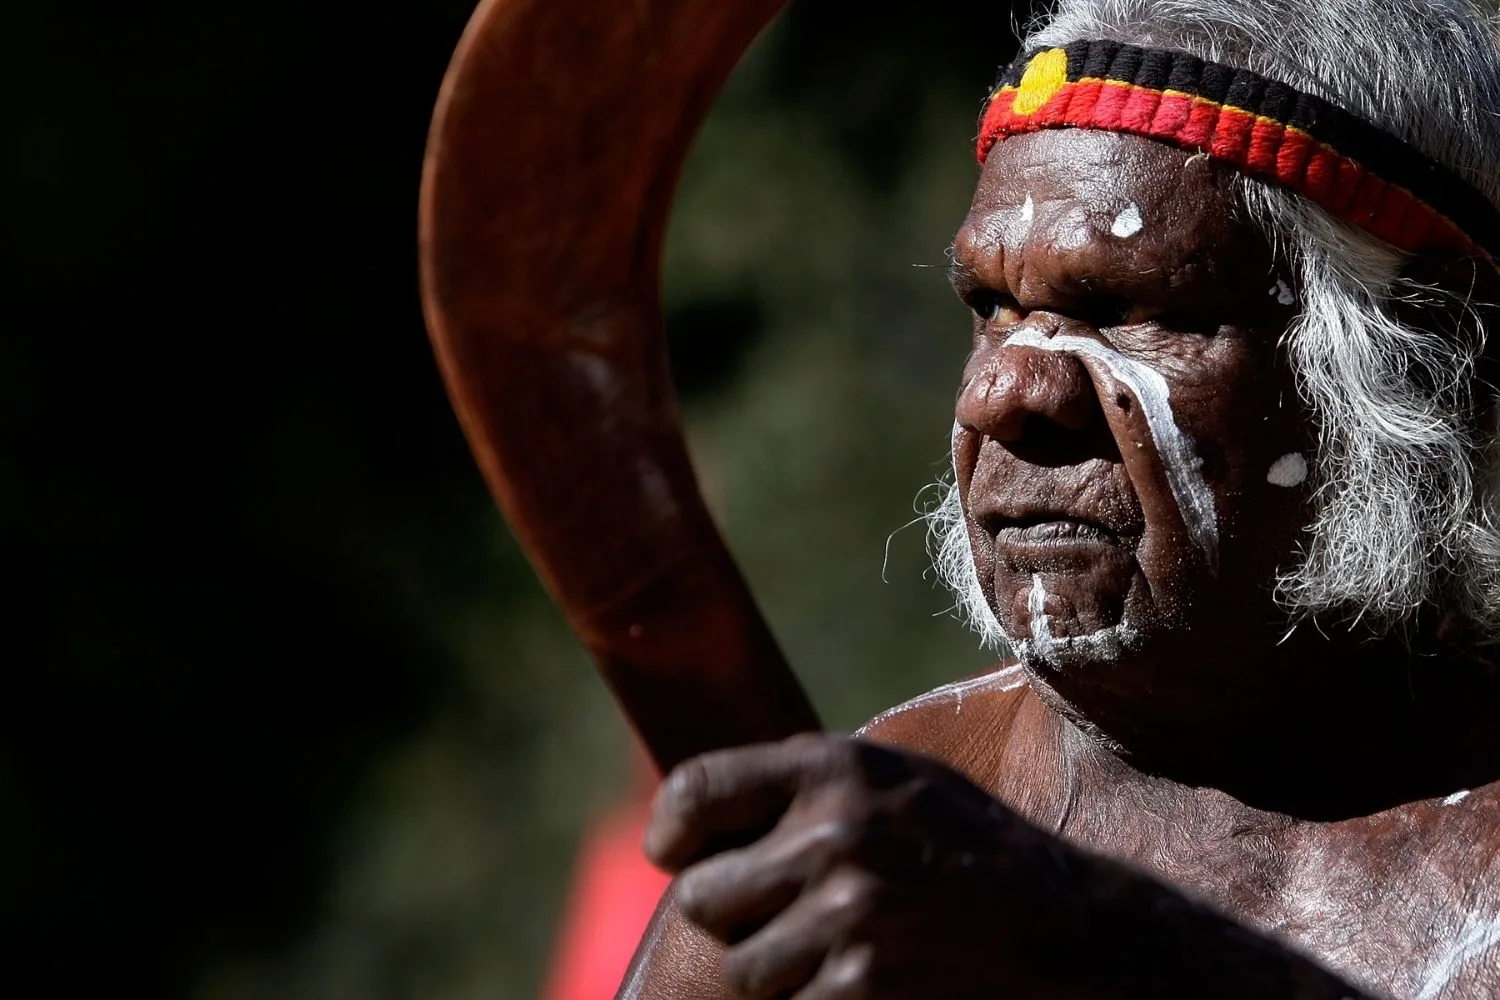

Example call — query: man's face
[951,130,1313,693]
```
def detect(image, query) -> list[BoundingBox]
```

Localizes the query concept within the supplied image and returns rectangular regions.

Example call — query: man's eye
[969,292,1023,326]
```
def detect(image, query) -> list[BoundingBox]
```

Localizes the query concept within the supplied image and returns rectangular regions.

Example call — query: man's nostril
[1007,412,1121,468]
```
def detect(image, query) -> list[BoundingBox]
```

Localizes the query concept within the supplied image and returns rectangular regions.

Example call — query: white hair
[931,0,1500,648]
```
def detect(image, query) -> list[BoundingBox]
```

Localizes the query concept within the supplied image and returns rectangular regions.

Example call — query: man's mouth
[995,518,1116,544]
[990,515,1126,568]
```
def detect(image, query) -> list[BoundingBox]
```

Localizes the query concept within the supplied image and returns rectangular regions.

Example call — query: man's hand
[642,734,1377,1000]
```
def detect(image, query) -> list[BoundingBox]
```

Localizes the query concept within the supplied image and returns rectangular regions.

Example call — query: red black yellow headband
[978,41,1500,268]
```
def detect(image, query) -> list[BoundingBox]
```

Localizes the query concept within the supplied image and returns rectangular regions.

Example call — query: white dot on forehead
[1111,203,1143,238]
[1267,452,1308,488]
[1009,193,1034,245]
[1270,279,1297,306]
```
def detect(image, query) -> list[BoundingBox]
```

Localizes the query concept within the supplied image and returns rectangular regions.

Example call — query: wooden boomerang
[418,0,822,773]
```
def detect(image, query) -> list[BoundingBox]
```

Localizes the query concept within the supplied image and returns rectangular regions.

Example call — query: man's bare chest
[1023,761,1500,998]
[861,680,1500,998]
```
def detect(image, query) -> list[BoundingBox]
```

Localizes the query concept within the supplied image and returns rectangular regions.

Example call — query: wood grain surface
[419,0,821,772]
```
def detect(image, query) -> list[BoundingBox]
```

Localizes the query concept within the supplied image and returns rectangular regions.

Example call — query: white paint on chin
[1002,327,1220,571]
[1015,574,1139,668]
[1111,202,1144,238]
[1028,573,1052,643]
[1267,452,1308,488]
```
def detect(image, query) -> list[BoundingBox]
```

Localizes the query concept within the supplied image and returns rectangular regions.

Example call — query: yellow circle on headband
[1012,48,1069,116]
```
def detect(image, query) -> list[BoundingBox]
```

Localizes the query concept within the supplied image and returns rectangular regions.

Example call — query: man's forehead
[961,129,1267,290]
[975,130,1225,214]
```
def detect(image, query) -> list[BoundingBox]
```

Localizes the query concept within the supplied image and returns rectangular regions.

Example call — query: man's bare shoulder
[1333,779,1500,865]
[855,663,1036,790]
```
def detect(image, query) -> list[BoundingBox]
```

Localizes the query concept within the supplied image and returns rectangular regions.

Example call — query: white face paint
[1003,327,1220,571]
[1267,452,1308,488]
[1012,574,1139,668]
[1110,202,1144,238]
[1011,193,1036,246]
[988,192,1037,250]
[1443,789,1472,807]
[1270,278,1297,306]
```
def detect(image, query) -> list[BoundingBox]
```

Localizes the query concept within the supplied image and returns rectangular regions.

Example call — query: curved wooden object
[419,0,821,772]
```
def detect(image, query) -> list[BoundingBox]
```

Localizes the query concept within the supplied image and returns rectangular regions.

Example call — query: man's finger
[721,867,882,1000]
[674,805,870,941]
[673,843,801,944]
[791,942,878,1000]
[644,733,837,871]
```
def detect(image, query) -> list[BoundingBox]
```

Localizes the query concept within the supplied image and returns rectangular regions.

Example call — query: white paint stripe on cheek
[1004,327,1220,572]
[1267,452,1307,488]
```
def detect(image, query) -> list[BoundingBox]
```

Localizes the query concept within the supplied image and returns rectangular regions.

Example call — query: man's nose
[956,331,1103,444]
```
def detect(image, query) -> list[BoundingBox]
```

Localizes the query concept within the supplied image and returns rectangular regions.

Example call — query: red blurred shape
[541,792,671,1000]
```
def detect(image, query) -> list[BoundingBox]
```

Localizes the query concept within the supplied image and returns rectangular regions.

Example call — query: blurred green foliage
[7,2,1024,997]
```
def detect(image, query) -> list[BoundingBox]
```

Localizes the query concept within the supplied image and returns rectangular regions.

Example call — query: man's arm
[618,891,731,1000]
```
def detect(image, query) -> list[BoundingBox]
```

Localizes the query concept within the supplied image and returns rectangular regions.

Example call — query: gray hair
[931,0,1500,648]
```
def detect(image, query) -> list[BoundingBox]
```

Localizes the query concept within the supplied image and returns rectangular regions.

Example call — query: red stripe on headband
[979,45,1500,268]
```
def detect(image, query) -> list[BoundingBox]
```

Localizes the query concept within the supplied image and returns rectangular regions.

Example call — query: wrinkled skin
[618,131,1500,999]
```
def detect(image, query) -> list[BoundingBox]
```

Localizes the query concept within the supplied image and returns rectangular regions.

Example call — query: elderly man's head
[934,0,1500,682]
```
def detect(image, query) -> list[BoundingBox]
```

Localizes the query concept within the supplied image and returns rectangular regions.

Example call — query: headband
[977,41,1500,268]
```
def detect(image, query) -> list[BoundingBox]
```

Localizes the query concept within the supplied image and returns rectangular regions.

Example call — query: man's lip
[993,518,1118,545]
[996,521,1116,542]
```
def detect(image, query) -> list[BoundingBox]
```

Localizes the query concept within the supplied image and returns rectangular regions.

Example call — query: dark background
[7,2,1025,996]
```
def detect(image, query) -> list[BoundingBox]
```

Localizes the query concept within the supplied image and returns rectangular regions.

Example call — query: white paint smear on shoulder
[858,665,1027,734]
[1416,911,1500,1000]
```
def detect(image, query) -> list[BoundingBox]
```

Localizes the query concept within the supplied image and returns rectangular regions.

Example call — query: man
[620,0,1500,997]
